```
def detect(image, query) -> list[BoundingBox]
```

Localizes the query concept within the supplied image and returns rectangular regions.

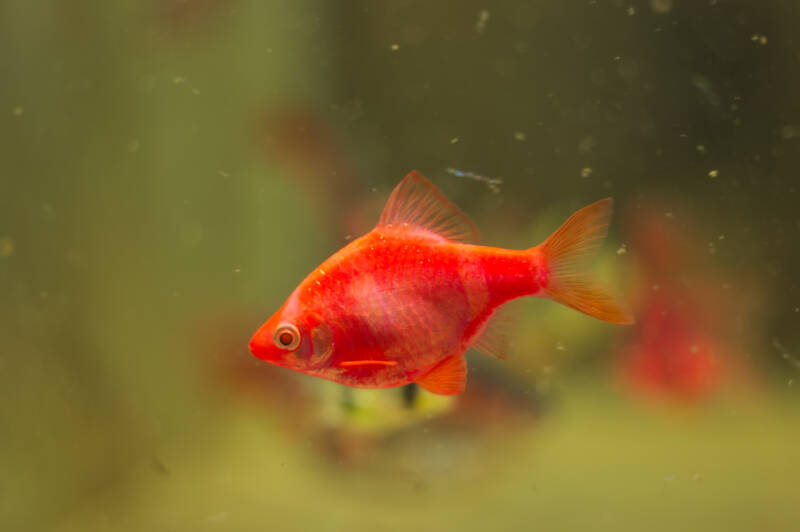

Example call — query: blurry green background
[2,1,800,531]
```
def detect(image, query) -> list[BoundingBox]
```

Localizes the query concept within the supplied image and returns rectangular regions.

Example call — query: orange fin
[471,301,522,359]
[377,170,480,243]
[415,355,467,395]
[339,360,398,367]
[538,198,634,324]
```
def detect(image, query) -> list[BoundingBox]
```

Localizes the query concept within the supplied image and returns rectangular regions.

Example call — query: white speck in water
[772,337,800,369]
[578,136,596,153]
[751,34,768,45]
[233,268,241,273]
[0,237,15,257]
[664,212,674,218]
[12,105,23,116]
[616,243,627,255]
[390,43,400,51]
[217,170,230,178]
[450,137,459,144]
[650,0,673,14]
[781,124,800,139]
[581,167,593,178]
[696,144,707,153]
[626,6,636,16]
[475,9,490,33]
[555,342,566,352]
[191,88,200,95]
[708,169,719,178]
[446,167,503,193]
[789,379,794,388]
[173,76,185,85]
[513,131,527,141]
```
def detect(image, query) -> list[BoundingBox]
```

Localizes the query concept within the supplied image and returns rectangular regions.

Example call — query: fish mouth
[248,323,275,361]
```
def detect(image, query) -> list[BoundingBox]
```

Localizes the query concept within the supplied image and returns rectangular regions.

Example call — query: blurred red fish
[622,289,719,401]
[249,171,632,394]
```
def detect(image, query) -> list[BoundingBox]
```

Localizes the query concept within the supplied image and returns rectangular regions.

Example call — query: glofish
[249,171,633,395]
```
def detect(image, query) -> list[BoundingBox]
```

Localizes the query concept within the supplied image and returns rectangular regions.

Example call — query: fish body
[250,171,632,394]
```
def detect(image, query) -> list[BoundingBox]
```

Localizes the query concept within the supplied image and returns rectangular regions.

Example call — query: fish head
[249,303,334,373]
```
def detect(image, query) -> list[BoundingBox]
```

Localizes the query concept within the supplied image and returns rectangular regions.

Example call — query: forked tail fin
[537,198,634,324]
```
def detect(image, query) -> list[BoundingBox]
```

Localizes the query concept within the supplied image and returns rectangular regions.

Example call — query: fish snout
[249,322,276,361]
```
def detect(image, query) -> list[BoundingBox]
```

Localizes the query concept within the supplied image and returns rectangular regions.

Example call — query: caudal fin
[537,198,634,324]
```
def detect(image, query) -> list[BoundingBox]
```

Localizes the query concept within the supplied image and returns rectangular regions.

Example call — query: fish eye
[273,323,301,351]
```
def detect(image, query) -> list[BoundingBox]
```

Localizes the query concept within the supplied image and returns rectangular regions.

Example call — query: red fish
[249,171,632,394]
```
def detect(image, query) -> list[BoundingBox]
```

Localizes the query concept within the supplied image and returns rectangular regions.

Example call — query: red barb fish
[249,171,633,395]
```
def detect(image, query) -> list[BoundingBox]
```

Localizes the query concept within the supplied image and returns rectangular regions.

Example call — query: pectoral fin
[471,301,523,360]
[414,355,467,395]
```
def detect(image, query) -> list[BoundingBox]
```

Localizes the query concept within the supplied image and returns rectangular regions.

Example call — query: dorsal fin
[377,171,480,243]
[415,355,467,395]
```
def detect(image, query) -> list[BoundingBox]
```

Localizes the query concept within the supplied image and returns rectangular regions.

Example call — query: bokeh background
[2,1,800,530]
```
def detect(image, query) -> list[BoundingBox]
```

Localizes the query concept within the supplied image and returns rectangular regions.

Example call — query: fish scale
[328,231,474,381]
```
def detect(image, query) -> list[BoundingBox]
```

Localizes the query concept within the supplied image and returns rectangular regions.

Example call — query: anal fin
[415,355,467,395]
